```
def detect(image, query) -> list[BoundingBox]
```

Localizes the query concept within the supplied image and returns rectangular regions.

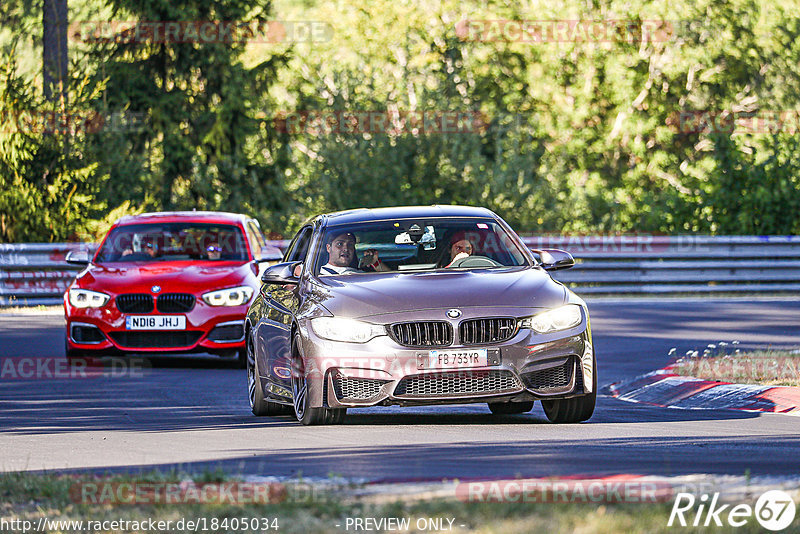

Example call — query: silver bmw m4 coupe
[245,206,595,425]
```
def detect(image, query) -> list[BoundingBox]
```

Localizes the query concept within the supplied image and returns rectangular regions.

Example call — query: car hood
[310,267,567,318]
[75,261,254,294]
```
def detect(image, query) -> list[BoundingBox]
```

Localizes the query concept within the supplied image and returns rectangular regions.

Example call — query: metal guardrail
[2,236,800,306]
[523,235,800,294]
[0,243,95,307]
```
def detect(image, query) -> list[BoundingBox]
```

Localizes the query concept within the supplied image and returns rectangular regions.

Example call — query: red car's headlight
[202,286,254,307]
[68,288,110,309]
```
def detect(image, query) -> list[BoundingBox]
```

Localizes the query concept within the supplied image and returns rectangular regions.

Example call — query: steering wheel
[447,255,502,268]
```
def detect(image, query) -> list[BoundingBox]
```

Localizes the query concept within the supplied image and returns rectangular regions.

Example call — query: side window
[285,227,313,263]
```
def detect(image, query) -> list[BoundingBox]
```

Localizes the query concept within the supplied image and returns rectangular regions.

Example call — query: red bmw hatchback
[64,211,279,365]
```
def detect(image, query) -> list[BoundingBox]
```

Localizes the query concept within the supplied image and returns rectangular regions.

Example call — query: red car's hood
[311,267,567,318]
[76,261,255,295]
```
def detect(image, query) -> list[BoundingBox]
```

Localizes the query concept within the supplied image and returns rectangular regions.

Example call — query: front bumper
[65,297,249,355]
[298,308,594,409]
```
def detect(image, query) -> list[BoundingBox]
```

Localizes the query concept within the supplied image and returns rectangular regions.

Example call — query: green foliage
[82,0,290,229]
[0,52,108,242]
[274,0,800,235]
[1,0,800,240]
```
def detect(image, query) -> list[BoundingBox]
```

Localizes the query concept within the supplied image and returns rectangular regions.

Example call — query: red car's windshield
[95,222,249,263]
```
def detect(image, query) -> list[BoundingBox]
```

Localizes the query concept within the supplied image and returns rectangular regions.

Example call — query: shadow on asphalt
[0,383,764,435]
[46,432,800,480]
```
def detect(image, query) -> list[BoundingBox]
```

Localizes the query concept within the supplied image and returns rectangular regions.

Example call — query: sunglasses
[206,245,222,252]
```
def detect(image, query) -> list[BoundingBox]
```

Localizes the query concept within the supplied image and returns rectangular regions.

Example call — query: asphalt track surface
[1,299,799,481]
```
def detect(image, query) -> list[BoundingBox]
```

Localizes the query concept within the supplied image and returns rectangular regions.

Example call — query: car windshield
[314,218,529,276]
[95,222,249,263]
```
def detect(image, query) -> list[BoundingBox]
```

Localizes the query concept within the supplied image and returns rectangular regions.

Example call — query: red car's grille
[108,331,203,348]
[459,317,518,345]
[116,294,154,313]
[156,293,195,313]
[390,321,452,347]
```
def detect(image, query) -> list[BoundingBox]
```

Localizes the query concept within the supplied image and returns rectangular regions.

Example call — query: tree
[83,0,289,228]
[0,52,107,242]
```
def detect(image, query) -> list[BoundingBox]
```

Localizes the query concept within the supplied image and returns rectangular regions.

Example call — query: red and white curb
[242,473,800,505]
[608,367,800,415]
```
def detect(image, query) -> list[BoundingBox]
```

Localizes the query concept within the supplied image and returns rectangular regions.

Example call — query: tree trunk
[43,0,68,103]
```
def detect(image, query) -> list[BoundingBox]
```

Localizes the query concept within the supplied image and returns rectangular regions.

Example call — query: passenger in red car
[206,242,222,260]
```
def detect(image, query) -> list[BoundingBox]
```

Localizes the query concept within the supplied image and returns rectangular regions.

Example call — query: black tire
[66,351,95,368]
[325,407,347,424]
[488,401,534,415]
[65,336,91,366]
[234,347,247,369]
[291,334,332,425]
[541,358,597,423]
[248,332,291,416]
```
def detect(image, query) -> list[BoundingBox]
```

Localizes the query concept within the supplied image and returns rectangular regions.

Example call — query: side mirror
[256,245,284,263]
[533,249,575,271]
[65,250,90,266]
[261,261,302,285]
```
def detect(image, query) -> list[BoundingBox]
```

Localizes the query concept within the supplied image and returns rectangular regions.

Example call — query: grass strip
[671,348,800,387]
[0,471,787,533]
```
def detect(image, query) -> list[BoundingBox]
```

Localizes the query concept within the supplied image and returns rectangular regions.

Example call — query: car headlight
[310,317,386,343]
[202,286,254,307]
[520,304,583,334]
[68,289,110,309]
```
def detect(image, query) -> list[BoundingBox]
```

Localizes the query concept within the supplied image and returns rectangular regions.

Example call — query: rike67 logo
[668,490,796,531]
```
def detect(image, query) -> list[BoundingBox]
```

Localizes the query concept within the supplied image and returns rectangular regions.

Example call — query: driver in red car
[121,235,159,258]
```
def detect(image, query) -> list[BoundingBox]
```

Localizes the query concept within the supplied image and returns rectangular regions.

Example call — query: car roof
[318,205,497,226]
[114,211,250,227]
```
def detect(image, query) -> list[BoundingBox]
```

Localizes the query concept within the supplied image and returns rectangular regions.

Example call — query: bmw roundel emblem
[151,285,161,294]
[447,309,462,319]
